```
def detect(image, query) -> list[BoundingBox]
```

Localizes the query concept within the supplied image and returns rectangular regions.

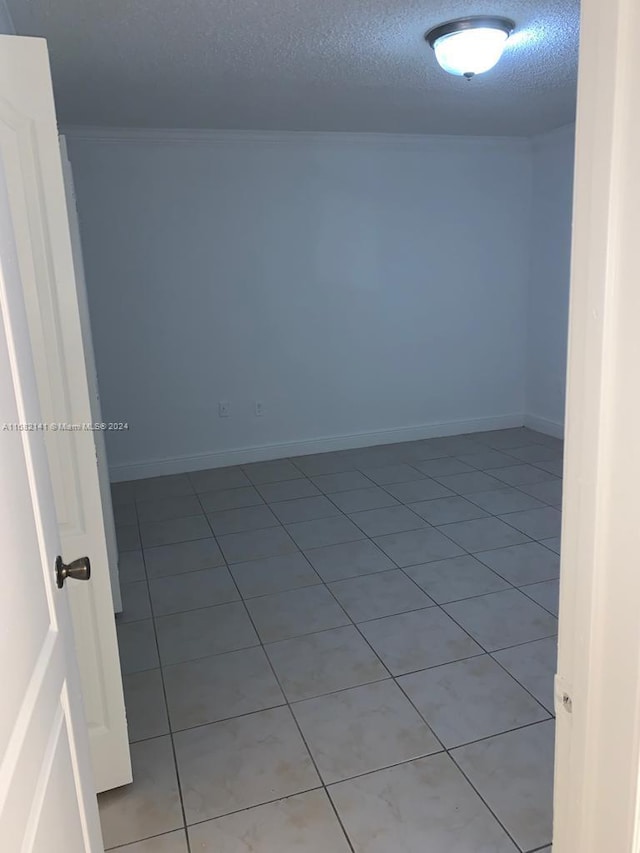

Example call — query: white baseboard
[110,413,524,482]
[523,413,565,439]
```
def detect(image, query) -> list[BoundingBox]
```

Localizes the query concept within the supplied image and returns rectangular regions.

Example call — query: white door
[0,150,103,848]
[0,35,131,792]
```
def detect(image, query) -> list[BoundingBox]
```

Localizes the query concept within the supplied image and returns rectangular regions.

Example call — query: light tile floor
[102,427,561,852]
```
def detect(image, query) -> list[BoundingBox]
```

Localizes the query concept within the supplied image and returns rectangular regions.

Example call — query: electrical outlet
[254,401,265,417]
[218,400,230,418]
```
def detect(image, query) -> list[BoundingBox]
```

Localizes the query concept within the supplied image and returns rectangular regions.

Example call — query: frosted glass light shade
[434,28,508,76]
[426,18,514,78]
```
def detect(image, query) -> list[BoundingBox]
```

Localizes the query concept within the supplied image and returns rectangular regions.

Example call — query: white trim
[553,0,640,849]
[61,124,532,150]
[523,413,565,439]
[109,414,523,481]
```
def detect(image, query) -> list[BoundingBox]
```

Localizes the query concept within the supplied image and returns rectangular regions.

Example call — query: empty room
[0,0,583,851]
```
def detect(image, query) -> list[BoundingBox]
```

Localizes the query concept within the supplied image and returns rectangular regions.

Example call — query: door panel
[31,726,87,852]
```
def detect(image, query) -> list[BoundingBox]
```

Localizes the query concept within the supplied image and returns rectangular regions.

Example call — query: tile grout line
[121,451,560,694]
[517,583,560,618]
[112,430,561,849]
[126,686,553,756]
[254,453,559,850]
[447,753,531,852]
[137,522,194,853]
[120,442,561,558]
[315,537,544,852]
[117,612,558,687]
[190,477,481,847]
[192,488,358,853]
[120,479,559,661]
[119,552,559,619]
[222,491,514,850]
[303,528,552,848]
[125,615,559,742]
[115,429,560,509]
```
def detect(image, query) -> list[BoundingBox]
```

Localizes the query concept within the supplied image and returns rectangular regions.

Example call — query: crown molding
[60,124,532,150]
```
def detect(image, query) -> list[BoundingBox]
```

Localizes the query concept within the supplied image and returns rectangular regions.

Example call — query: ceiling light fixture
[425,17,515,80]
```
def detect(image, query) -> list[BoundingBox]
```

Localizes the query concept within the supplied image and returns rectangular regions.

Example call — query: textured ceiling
[8,0,579,136]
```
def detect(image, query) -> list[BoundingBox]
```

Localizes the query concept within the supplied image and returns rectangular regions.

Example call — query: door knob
[56,555,91,588]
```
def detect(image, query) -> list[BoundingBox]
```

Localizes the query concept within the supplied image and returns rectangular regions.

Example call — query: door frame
[58,135,122,615]
[553,0,640,848]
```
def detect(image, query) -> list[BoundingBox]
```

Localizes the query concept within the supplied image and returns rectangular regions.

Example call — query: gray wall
[526,124,575,432]
[0,0,15,33]
[68,132,534,479]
